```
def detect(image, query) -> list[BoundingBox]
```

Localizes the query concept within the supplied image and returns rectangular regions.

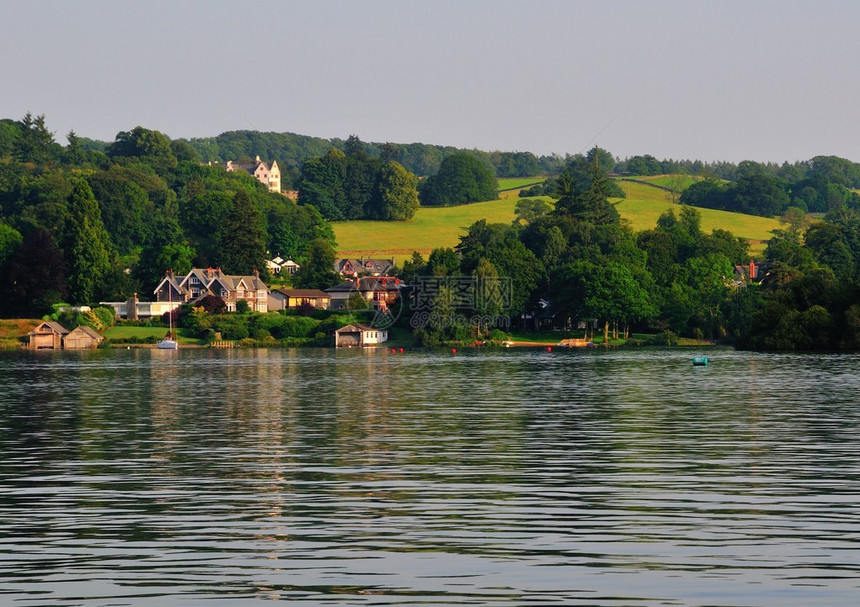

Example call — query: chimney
[255,155,261,163]
[749,259,757,280]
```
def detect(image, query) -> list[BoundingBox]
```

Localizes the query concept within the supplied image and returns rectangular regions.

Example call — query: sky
[3,0,860,164]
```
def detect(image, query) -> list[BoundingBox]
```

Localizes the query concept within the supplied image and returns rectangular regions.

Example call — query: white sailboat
[157,280,178,350]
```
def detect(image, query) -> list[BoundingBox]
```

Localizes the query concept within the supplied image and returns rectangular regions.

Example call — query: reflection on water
[1,347,859,605]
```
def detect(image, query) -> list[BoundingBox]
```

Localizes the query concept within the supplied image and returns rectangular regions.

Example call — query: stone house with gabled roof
[154,268,270,313]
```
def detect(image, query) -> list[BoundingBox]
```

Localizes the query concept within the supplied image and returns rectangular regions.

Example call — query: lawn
[333,177,783,260]
[614,181,781,254]
[497,177,546,191]
[334,197,521,262]
[103,326,204,345]
[623,174,706,190]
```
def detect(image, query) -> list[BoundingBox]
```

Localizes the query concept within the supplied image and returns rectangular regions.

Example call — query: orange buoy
[547,346,552,352]
[451,348,457,354]
[399,348,404,353]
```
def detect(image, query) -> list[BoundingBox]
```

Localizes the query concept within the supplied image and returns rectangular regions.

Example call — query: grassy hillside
[333,176,781,260]
[614,181,780,252]
[623,174,706,190]
[0,319,40,348]
[498,177,546,191]
[335,198,521,262]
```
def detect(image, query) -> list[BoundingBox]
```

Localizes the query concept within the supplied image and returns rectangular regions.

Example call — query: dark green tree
[298,149,347,220]
[368,161,419,220]
[219,189,267,275]
[419,152,498,206]
[66,178,116,304]
[14,112,58,164]
[293,238,339,290]
[108,126,177,174]
[1,228,68,317]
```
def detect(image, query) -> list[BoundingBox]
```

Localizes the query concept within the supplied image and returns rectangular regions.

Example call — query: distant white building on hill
[210,156,281,193]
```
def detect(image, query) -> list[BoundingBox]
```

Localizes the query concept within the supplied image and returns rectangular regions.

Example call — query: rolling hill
[332,177,782,262]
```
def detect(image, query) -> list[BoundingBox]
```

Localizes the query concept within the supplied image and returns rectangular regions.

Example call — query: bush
[280,315,320,338]
[649,330,679,346]
[92,306,116,329]
[489,329,510,341]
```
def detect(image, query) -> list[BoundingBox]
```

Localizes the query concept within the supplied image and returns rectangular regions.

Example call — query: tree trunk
[603,320,610,344]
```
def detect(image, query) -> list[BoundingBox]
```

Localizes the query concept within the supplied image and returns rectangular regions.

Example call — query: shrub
[649,330,679,346]
[92,306,117,329]
[489,329,510,341]
[280,316,320,338]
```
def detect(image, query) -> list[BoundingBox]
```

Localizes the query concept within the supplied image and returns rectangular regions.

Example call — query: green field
[497,177,546,191]
[333,176,782,260]
[624,174,705,190]
[334,198,521,262]
[103,326,204,345]
[614,181,780,252]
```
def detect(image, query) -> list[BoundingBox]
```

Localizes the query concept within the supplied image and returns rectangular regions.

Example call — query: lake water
[1,347,859,606]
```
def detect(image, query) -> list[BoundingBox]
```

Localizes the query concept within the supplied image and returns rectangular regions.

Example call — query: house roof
[172,268,269,294]
[335,258,395,275]
[336,323,385,333]
[32,321,69,335]
[153,274,186,296]
[67,325,103,340]
[274,288,330,299]
[325,277,401,294]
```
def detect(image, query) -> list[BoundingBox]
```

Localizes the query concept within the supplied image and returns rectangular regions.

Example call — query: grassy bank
[102,326,206,346]
[0,319,40,349]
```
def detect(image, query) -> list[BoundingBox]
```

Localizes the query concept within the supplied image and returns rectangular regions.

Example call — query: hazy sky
[3,0,859,163]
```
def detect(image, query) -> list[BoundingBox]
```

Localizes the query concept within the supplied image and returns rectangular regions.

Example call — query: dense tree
[368,161,419,220]
[267,200,334,260]
[426,247,460,277]
[109,126,177,174]
[418,152,498,206]
[0,222,22,267]
[1,228,68,316]
[219,189,267,275]
[66,178,116,304]
[554,156,620,225]
[293,238,338,290]
[298,138,420,221]
[14,112,58,164]
[87,168,151,255]
[298,149,348,220]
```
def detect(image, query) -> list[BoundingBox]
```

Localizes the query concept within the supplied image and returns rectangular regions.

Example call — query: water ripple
[0,347,858,605]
